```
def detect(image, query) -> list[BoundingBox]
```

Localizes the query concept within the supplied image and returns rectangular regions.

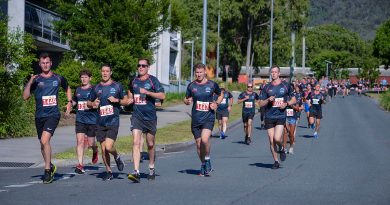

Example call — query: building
[238,66,313,84]
[347,67,390,85]
[1,0,71,71]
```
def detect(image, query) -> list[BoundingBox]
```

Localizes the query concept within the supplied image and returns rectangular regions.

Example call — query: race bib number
[196,101,210,112]
[134,94,147,105]
[42,95,57,107]
[312,99,320,105]
[286,109,294,117]
[245,102,253,108]
[272,98,284,108]
[221,98,227,105]
[77,101,88,111]
[100,105,114,116]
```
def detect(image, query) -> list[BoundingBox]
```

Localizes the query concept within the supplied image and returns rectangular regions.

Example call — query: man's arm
[22,75,37,100]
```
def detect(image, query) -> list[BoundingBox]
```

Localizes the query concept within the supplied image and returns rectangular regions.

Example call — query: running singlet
[29,73,68,118]
[89,81,126,126]
[129,75,164,121]
[215,91,233,112]
[186,80,221,124]
[260,81,293,119]
[308,92,324,111]
[73,86,98,125]
[238,91,259,114]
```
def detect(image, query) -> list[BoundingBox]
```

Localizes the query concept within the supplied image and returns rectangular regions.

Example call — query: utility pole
[202,0,208,65]
[216,0,220,79]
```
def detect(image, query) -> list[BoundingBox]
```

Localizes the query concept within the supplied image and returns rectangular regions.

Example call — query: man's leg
[132,129,143,171]
[315,118,321,133]
[100,140,111,172]
[283,124,288,150]
[40,131,52,170]
[76,133,85,166]
[222,117,228,133]
[146,132,156,169]
[267,128,278,162]
[247,119,253,138]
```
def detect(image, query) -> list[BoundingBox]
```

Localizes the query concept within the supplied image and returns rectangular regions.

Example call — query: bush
[0,71,35,138]
[379,90,390,111]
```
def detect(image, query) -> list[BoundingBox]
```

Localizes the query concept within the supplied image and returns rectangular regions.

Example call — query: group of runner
[25,54,331,183]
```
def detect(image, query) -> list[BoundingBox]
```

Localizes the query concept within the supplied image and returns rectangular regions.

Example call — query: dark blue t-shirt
[186,80,221,125]
[129,75,164,121]
[286,91,303,119]
[215,90,233,112]
[238,91,259,114]
[73,86,98,125]
[89,81,126,126]
[260,81,293,119]
[29,73,68,118]
[308,92,324,111]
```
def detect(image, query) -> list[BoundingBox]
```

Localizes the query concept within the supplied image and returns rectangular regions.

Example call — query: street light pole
[216,0,221,79]
[325,60,332,77]
[184,40,194,81]
[202,0,208,65]
[269,0,274,81]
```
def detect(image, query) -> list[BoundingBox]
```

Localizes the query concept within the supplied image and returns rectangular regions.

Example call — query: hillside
[309,0,390,40]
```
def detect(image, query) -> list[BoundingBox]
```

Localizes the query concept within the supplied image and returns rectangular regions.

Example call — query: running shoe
[127,171,141,183]
[115,155,124,171]
[147,168,156,180]
[271,161,280,169]
[244,135,249,145]
[279,147,287,161]
[314,132,318,139]
[288,147,294,154]
[103,171,113,181]
[43,169,53,184]
[75,164,85,174]
[247,137,252,145]
[220,131,225,139]
[205,159,212,175]
[199,164,206,176]
[92,150,98,164]
[311,124,315,130]
[50,163,57,177]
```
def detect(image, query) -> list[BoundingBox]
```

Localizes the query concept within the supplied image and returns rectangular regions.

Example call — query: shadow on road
[178,169,199,175]
[300,135,313,138]
[232,141,247,145]
[31,173,76,182]
[249,163,276,169]
[89,172,126,180]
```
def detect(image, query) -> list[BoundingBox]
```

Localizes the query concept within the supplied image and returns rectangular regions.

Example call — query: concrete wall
[7,0,25,32]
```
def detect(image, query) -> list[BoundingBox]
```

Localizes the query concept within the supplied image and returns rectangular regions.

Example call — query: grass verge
[55,104,244,160]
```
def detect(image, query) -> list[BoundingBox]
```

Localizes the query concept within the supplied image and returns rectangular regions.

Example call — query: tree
[373,18,390,69]
[51,0,187,85]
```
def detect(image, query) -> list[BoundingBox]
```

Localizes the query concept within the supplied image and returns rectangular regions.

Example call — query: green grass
[366,93,380,100]
[55,104,244,160]
[379,90,390,111]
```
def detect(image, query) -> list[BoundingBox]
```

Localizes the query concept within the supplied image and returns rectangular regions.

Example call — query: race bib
[221,98,227,105]
[77,101,88,111]
[286,109,294,117]
[42,95,57,107]
[245,102,253,108]
[134,94,147,105]
[312,99,320,105]
[196,101,210,112]
[100,105,114,116]
[272,98,284,108]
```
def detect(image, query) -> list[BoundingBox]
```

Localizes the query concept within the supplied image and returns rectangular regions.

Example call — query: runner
[238,82,259,145]
[72,70,99,174]
[88,64,130,181]
[258,65,296,169]
[303,83,312,128]
[357,78,364,96]
[283,84,301,155]
[215,83,233,139]
[183,63,223,176]
[307,84,325,138]
[258,80,267,129]
[127,58,165,183]
[22,53,72,184]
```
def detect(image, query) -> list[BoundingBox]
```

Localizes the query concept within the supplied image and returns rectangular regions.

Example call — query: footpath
[0,104,192,168]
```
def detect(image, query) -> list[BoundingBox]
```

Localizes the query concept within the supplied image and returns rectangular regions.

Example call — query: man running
[88,64,130,180]
[238,82,259,145]
[259,65,296,169]
[184,63,223,176]
[215,83,233,139]
[127,58,165,183]
[258,80,267,129]
[72,70,99,174]
[23,53,72,184]
[307,84,325,138]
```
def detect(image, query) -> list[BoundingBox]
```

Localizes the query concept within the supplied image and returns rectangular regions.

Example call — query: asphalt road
[0,95,389,205]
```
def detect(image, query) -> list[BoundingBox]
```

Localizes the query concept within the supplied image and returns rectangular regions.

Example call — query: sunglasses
[137,64,149,68]
[248,86,253,88]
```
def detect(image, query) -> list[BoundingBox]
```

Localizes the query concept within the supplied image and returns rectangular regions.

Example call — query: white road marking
[5,184,33,188]
[0,189,9,193]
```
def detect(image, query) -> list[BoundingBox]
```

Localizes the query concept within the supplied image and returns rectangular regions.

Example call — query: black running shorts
[216,111,229,120]
[131,116,157,136]
[191,121,214,139]
[242,112,255,122]
[309,109,323,119]
[35,116,60,140]
[75,122,96,137]
[96,126,119,142]
[264,118,285,129]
